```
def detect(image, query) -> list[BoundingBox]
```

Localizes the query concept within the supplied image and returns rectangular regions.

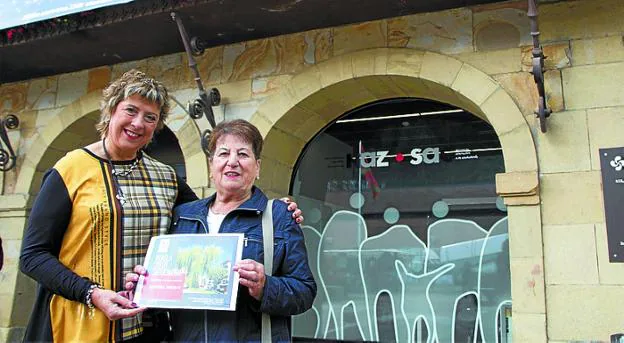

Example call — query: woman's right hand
[91,288,145,320]
[124,264,147,293]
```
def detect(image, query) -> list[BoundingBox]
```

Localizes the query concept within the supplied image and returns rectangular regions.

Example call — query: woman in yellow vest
[19,70,302,342]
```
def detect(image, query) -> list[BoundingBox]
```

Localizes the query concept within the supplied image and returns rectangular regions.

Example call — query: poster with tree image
[134,234,244,310]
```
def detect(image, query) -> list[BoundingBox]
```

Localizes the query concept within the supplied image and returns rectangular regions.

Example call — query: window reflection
[291,99,510,343]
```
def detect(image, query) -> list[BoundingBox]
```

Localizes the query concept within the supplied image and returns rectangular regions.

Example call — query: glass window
[291,98,511,343]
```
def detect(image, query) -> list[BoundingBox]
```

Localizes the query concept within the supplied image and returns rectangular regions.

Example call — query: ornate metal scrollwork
[0,114,19,171]
[171,11,221,153]
[528,0,551,133]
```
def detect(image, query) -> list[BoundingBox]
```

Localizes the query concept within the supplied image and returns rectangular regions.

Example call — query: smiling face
[209,134,261,198]
[106,94,160,160]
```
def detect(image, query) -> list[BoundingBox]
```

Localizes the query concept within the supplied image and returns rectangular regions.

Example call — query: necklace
[112,158,140,177]
[102,139,141,206]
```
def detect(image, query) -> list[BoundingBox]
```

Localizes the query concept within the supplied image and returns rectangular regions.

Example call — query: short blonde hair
[96,69,170,138]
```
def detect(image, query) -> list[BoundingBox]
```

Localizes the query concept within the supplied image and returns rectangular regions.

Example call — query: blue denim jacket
[168,187,316,342]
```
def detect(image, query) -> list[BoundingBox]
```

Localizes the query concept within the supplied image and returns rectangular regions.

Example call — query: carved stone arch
[249,47,546,340]
[164,114,209,190]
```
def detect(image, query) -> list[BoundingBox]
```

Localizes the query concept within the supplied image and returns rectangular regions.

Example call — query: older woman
[20,71,302,343]
[128,119,316,342]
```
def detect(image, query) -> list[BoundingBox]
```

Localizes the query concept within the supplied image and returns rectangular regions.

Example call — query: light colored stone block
[263,129,306,169]
[511,312,547,343]
[249,112,274,138]
[540,172,604,225]
[495,69,565,119]
[457,48,522,75]
[587,106,624,170]
[351,48,388,77]
[473,5,532,48]
[291,110,327,144]
[481,87,527,135]
[272,105,323,143]
[571,36,624,66]
[14,163,36,195]
[388,8,473,54]
[321,80,376,110]
[223,100,261,122]
[452,64,498,106]
[521,43,571,71]
[180,47,223,89]
[296,92,352,123]
[504,194,539,206]
[386,49,425,77]
[507,205,543,259]
[0,294,13,326]
[34,108,63,131]
[10,273,36,326]
[267,158,293,195]
[359,75,409,100]
[0,82,28,115]
[252,75,293,99]
[333,20,387,57]
[540,0,624,42]
[563,62,624,110]
[55,70,89,107]
[145,53,184,91]
[494,72,538,117]
[178,123,202,158]
[595,223,624,285]
[253,98,283,127]
[184,152,209,189]
[546,284,624,341]
[0,217,27,240]
[537,110,591,173]
[317,54,354,88]
[222,43,246,82]
[281,33,311,75]
[297,29,333,66]
[266,101,326,144]
[510,257,546,314]
[288,65,323,101]
[0,327,25,343]
[544,70,565,114]
[420,52,463,87]
[0,194,27,210]
[208,80,252,104]
[499,125,539,172]
[496,171,538,196]
[543,224,599,285]
[26,77,57,110]
[388,75,431,100]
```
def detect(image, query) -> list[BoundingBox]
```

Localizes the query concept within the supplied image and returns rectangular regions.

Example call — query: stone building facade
[1,0,623,341]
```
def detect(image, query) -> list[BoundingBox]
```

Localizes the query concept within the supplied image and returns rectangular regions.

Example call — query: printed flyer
[134,233,244,311]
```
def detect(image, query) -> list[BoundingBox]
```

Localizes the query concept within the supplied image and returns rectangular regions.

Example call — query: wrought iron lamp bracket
[528,0,551,133]
[0,114,19,171]
[171,12,221,155]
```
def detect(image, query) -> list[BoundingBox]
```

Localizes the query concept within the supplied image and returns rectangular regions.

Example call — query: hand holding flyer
[133,234,244,311]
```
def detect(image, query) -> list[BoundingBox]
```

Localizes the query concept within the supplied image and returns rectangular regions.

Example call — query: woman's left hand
[280,197,303,224]
[234,259,266,301]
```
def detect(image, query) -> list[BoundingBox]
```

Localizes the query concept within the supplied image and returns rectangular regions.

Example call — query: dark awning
[0,0,134,30]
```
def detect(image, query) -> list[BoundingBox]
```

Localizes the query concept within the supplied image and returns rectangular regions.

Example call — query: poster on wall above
[599,147,624,263]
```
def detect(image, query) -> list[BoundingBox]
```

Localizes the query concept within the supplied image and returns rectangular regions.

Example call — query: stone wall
[1,0,623,341]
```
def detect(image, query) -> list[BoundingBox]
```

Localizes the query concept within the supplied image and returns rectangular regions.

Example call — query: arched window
[291,98,511,343]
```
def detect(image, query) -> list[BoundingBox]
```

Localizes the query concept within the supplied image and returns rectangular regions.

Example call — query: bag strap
[261,199,274,343]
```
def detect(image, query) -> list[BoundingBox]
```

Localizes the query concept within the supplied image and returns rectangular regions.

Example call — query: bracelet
[85,283,102,310]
